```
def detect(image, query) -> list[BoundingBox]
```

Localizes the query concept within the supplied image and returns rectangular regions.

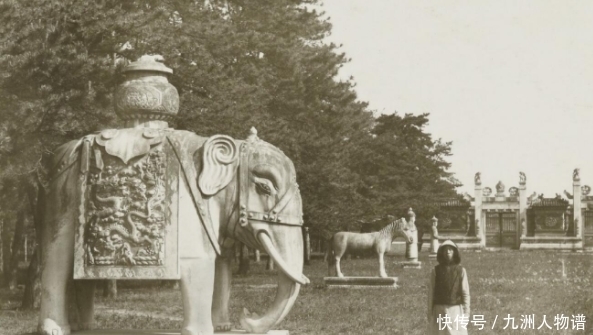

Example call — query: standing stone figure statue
[429,216,440,256]
[37,55,308,335]
[405,208,418,261]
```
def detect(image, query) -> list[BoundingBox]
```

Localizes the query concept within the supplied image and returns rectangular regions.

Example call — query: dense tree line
[0,0,459,296]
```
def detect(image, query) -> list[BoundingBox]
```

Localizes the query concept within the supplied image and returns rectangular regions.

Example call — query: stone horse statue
[327,216,413,278]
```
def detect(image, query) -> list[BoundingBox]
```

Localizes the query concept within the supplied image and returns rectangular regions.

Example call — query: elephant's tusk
[257,232,310,285]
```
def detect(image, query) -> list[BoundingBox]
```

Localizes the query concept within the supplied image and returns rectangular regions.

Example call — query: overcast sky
[321,0,593,198]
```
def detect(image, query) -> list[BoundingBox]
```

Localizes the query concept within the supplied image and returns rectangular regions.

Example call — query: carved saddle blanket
[55,128,216,280]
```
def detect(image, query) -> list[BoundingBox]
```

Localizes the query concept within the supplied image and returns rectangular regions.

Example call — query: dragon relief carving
[85,146,168,266]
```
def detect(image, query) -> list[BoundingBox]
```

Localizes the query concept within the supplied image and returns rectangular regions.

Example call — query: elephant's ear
[198,135,239,196]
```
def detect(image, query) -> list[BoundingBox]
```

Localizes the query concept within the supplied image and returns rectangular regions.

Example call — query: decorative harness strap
[237,142,303,228]
[167,136,222,256]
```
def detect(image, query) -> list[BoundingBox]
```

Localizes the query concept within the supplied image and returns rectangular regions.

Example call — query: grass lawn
[1,251,592,334]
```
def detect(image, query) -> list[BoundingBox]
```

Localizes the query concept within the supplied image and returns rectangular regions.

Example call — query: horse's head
[391,217,414,243]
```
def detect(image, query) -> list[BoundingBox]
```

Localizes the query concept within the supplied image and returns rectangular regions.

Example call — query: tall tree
[8,210,26,289]
[348,113,459,225]
[22,182,43,308]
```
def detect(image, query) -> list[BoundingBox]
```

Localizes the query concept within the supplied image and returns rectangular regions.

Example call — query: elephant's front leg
[212,254,233,332]
[180,257,216,335]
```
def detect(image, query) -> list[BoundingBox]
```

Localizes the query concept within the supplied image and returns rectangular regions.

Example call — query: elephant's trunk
[239,229,308,333]
[239,270,300,333]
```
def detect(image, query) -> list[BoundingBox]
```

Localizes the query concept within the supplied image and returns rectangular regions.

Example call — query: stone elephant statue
[38,56,308,335]
[38,128,308,335]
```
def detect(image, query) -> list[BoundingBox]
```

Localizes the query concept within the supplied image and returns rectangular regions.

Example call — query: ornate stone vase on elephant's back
[113,55,179,123]
[39,55,309,335]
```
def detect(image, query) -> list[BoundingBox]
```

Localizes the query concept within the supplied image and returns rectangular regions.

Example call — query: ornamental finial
[573,168,580,182]
[247,127,259,142]
[496,181,505,194]
[123,54,172,74]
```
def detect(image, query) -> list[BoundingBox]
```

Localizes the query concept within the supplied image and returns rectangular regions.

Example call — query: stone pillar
[404,231,419,260]
[519,172,527,248]
[573,169,582,239]
[474,172,484,247]
[254,249,260,262]
[303,227,311,265]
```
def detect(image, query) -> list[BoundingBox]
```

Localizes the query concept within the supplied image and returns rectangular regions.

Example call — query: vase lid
[124,55,173,74]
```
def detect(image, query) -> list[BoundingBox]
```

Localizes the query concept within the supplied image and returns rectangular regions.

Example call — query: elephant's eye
[255,181,273,196]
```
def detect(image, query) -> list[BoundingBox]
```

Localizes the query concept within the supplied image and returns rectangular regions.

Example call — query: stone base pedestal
[428,254,437,259]
[324,276,399,288]
[519,236,583,250]
[400,261,422,269]
[70,330,288,335]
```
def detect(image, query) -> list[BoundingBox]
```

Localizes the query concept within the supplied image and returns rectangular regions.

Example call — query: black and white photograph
[0,1,591,334]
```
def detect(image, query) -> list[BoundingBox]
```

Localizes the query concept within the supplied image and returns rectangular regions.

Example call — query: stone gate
[434,170,587,250]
